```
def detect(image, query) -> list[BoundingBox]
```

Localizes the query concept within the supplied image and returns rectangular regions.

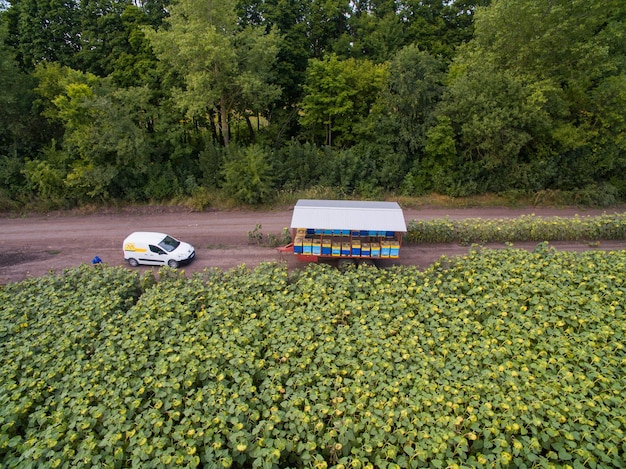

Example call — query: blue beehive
[341,242,351,256]
[322,239,331,255]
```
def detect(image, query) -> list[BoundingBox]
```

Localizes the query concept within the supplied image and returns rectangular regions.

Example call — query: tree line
[1,0,625,209]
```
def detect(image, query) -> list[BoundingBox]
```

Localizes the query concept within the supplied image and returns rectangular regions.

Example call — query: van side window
[149,245,165,254]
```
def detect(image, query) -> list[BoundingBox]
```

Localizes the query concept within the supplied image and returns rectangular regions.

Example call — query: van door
[141,244,168,265]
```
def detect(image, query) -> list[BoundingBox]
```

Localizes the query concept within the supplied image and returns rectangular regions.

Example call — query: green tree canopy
[147,0,281,146]
[300,54,388,147]
[429,0,626,195]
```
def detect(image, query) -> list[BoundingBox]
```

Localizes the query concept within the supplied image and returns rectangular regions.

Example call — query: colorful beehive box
[371,243,380,257]
[322,239,332,255]
[351,230,360,237]
[293,236,303,254]
[303,238,313,255]
[332,242,341,256]
[390,240,400,258]
[351,240,361,256]
[312,239,321,255]
[361,243,371,257]
[381,241,391,258]
[341,242,351,256]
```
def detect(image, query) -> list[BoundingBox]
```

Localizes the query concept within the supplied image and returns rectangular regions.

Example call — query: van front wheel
[168,259,179,268]
[128,258,139,267]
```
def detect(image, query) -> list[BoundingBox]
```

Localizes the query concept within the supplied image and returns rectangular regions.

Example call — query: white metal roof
[290,199,407,232]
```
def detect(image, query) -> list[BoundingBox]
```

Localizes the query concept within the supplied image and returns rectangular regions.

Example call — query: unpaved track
[1,206,625,284]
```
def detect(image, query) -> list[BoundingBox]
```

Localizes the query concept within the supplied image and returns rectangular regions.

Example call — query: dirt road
[1,205,625,284]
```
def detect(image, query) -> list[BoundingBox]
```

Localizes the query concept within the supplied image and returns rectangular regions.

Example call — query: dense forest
[1,0,625,209]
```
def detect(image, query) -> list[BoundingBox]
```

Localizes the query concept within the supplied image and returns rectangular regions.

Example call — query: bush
[222,144,275,205]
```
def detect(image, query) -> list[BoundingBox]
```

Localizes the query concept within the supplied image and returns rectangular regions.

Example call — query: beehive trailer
[279,199,407,265]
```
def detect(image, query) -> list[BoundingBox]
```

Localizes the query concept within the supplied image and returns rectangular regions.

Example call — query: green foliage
[377,45,446,154]
[107,5,165,88]
[222,144,275,205]
[431,0,626,196]
[197,139,227,189]
[247,223,263,245]
[1,0,625,207]
[2,250,626,467]
[0,25,48,192]
[247,224,293,247]
[274,140,330,191]
[28,66,163,204]
[300,55,388,147]
[22,149,69,207]
[147,0,282,146]
[406,213,626,245]
[3,0,82,70]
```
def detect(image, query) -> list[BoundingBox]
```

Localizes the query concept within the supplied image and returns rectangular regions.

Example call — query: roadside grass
[3,188,625,216]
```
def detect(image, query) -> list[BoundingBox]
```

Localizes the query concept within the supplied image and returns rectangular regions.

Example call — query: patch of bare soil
[0,251,53,268]
[1,206,624,284]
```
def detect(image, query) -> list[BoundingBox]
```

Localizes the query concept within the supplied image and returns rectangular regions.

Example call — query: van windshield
[158,235,180,252]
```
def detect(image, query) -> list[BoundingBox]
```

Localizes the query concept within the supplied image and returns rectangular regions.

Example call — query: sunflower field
[1,246,625,468]
[406,213,626,245]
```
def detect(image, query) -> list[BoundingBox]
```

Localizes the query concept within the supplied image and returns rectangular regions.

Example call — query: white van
[123,232,195,268]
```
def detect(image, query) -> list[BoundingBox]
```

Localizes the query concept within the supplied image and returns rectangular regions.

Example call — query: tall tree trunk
[327,116,332,147]
[220,94,230,146]
[208,108,219,142]
[245,115,255,143]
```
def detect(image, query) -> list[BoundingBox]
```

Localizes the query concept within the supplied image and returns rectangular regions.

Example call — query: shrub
[222,144,275,205]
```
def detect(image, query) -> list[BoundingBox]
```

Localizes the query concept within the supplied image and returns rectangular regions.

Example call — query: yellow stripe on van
[124,243,147,253]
